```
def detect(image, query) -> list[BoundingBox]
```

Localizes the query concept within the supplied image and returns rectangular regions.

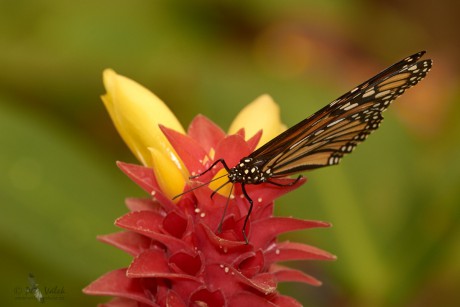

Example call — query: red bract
[84,115,335,306]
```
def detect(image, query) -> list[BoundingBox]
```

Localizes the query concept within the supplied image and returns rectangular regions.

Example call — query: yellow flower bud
[208,168,232,198]
[149,147,186,201]
[228,94,286,148]
[102,69,185,167]
[101,69,189,199]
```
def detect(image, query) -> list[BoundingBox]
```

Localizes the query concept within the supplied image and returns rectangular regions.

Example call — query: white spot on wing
[343,102,358,111]
[375,90,391,98]
[327,118,345,127]
[362,89,375,98]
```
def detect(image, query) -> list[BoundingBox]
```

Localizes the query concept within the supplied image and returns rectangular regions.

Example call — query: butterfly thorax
[228,158,273,184]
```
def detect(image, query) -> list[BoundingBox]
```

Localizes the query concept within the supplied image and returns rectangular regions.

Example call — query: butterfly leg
[266,175,303,187]
[241,183,253,244]
[217,184,234,233]
[190,158,231,179]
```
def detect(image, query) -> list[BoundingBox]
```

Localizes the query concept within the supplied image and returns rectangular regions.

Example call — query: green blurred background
[1,0,459,306]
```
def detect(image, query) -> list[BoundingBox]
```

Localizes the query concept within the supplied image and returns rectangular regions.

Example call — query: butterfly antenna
[217,183,234,234]
[190,158,230,179]
[172,172,229,200]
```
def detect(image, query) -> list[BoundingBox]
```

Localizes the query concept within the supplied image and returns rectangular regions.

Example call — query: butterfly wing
[249,51,432,176]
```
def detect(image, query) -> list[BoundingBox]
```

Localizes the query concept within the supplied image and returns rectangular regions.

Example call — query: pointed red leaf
[234,128,245,139]
[116,211,163,232]
[236,250,264,277]
[246,129,263,152]
[116,211,191,252]
[270,264,322,286]
[127,249,199,281]
[214,135,251,169]
[117,163,177,212]
[160,125,207,174]
[125,198,161,212]
[265,242,336,264]
[187,115,225,153]
[199,222,249,252]
[206,263,277,295]
[117,162,158,193]
[251,217,330,249]
[83,269,155,306]
[127,249,168,276]
[233,177,306,211]
[97,232,153,256]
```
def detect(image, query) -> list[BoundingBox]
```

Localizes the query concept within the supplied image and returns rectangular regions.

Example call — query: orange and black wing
[249,51,432,176]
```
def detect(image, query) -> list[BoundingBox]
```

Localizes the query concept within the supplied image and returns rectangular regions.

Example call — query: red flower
[84,70,335,306]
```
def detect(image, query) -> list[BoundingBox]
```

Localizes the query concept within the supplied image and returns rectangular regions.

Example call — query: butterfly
[175,51,432,243]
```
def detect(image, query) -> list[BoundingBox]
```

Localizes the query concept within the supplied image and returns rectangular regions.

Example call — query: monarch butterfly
[175,51,432,243]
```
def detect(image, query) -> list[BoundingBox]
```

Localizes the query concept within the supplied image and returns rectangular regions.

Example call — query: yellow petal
[208,168,232,197]
[228,94,286,148]
[149,147,186,202]
[102,69,185,168]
